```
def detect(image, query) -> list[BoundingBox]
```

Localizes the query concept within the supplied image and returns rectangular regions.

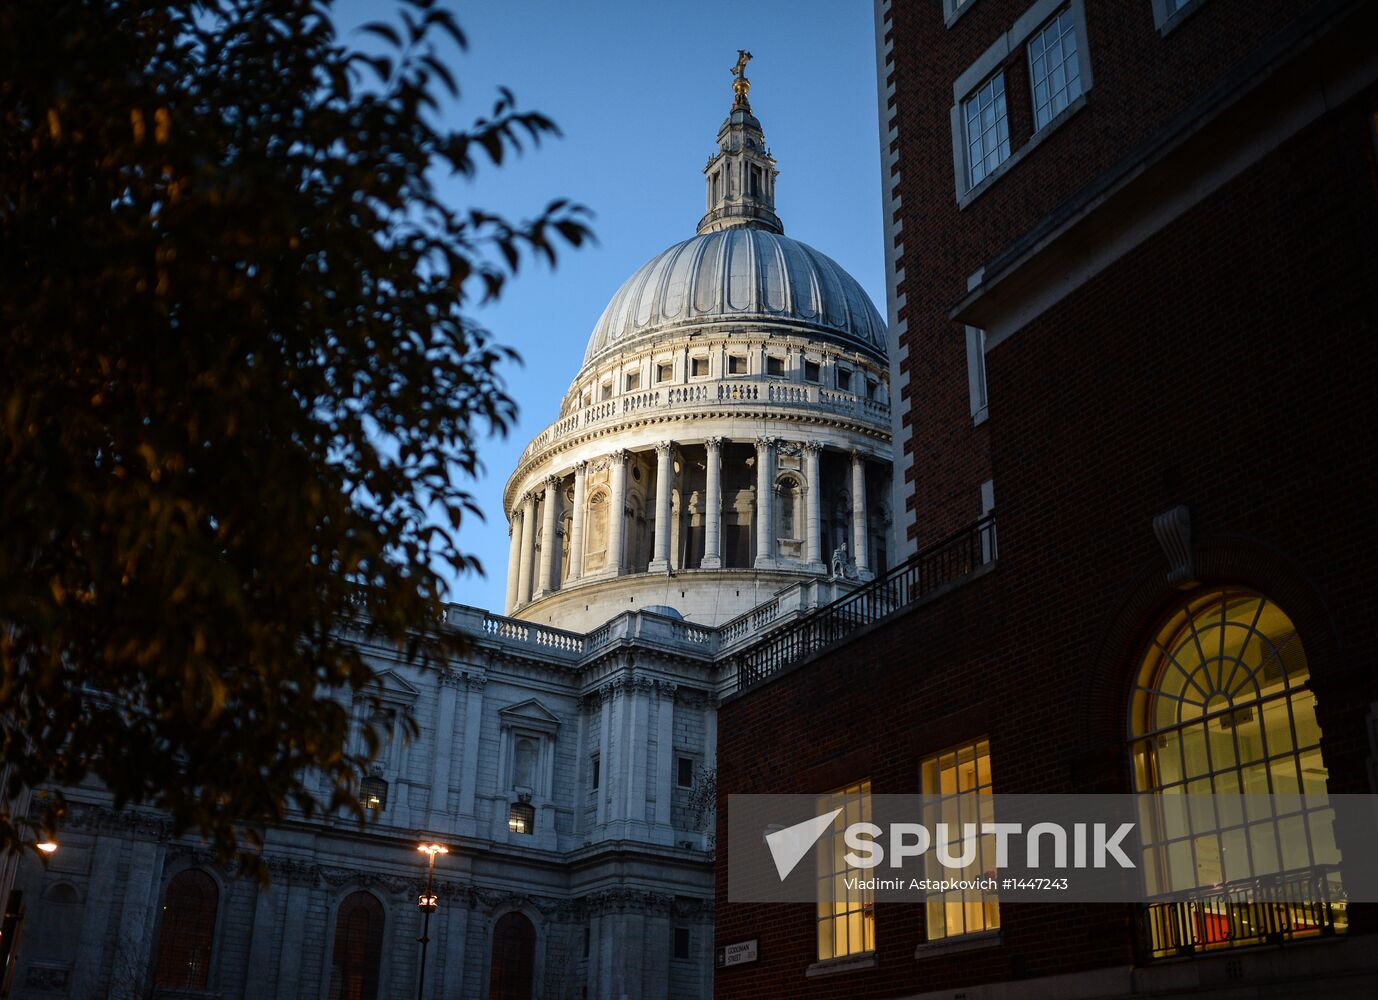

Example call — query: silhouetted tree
[0,0,588,875]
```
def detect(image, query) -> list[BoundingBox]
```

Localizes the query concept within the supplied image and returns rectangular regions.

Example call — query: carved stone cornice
[65,802,172,842]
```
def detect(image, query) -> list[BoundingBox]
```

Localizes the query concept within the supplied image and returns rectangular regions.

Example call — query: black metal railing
[1143,866,1347,959]
[735,514,996,690]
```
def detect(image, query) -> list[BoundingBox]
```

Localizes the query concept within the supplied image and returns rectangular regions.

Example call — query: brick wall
[716,3,1378,989]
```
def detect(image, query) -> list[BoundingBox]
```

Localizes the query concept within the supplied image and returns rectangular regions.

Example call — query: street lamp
[415,843,448,1000]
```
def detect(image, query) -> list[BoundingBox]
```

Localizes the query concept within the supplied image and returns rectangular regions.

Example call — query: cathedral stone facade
[5,64,889,1000]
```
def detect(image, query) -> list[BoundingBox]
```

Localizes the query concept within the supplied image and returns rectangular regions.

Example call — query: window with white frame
[1029,7,1083,130]
[963,72,1010,188]
[951,0,1093,203]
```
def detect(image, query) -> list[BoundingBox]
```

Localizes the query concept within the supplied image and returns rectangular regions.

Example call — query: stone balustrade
[517,378,889,468]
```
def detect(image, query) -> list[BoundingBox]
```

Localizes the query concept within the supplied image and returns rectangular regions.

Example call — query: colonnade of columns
[504,438,878,613]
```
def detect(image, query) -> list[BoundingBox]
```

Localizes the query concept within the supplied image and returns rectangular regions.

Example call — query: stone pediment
[499,698,562,734]
[362,669,420,708]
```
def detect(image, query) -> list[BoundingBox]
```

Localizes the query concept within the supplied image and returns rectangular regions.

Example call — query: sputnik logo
[764,808,842,880]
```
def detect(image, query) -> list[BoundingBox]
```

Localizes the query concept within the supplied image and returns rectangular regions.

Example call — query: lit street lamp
[415,842,448,1000]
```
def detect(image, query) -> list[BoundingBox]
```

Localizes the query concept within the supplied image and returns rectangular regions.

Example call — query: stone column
[851,450,870,576]
[596,687,612,827]
[456,675,485,836]
[516,493,537,605]
[568,460,588,581]
[535,475,560,597]
[803,441,823,570]
[428,674,461,827]
[627,678,652,833]
[754,436,776,568]
[654,682,676,834]
[504,516,521,613]
[702,437,723,569]
[607,450,628,575]
[649,442,674,573]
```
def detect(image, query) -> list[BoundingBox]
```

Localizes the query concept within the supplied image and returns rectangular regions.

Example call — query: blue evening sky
[337,1,885,615]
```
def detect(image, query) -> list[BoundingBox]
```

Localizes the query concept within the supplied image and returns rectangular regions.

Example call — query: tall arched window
[776,477,799,540]
[153,869,218,990]
[328,891,385,1000]
[584,490,609,572]
[488,911,536,1000]
[1129,589,1344,955]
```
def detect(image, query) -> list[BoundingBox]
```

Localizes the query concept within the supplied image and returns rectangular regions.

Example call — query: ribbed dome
[583,228,887,367]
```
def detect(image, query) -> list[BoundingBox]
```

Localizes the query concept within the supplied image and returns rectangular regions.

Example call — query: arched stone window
[776,476,800,540]
[584,489,609,572]
[328,891,385,1000]
[152,869,218,990]
[488,911,536,1000]
[1129,589,1343,955]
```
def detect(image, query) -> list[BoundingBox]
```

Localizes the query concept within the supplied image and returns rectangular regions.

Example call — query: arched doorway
[488,911,536,1000]
[152,869,218,989]
[327,891,385,1000]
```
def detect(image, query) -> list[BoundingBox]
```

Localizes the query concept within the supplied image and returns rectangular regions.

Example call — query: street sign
[716,939,759,969]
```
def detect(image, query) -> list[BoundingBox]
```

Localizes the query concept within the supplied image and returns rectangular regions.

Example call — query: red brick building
[715,1,1378,997]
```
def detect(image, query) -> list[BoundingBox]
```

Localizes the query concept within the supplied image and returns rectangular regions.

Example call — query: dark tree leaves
[0,0,589,877]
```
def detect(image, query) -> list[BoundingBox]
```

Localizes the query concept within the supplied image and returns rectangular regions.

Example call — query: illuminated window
[153,870,218,990]
[359,775,388,814]
[1131,589,1344,957]
[508,801,535,836]
[1029,7,1083,130]
[920,740,999,941]
[963,72,1009,188]
[815,780,874,962]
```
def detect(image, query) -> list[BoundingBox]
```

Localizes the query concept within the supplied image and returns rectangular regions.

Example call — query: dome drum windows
[1130,589,1345,958]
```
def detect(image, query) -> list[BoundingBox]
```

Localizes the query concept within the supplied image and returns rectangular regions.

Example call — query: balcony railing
[735,514,996,690]
[1143,865,1347,959]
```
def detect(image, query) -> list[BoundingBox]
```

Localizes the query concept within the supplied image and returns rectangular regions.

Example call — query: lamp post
[415,843,448,1000]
